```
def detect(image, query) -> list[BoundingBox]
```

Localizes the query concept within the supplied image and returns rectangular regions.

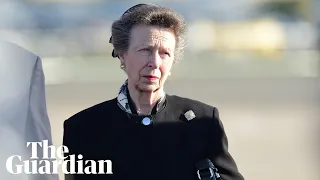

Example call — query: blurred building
[0,0,318,59]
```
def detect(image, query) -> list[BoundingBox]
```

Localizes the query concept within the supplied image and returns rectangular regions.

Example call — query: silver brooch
[184,110,196,121]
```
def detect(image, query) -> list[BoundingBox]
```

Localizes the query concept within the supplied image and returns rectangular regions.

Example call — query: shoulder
[166,94,219,120]
[167,94,214,108]
[0,41,38,62]
[0,41,40,80]
[63,98,118,128]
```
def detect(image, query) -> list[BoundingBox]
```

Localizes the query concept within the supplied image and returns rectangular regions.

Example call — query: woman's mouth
[143,76,159,80]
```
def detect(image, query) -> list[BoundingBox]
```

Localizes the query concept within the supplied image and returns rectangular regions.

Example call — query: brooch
[184,110,196,121]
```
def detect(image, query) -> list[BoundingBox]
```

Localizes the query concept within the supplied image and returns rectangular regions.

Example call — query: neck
[127,82,164,115]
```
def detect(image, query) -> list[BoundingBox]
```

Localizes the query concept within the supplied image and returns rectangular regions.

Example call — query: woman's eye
[162,52,170,57]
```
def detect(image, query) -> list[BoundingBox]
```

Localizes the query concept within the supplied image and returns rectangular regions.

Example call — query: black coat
[63,94,245,180]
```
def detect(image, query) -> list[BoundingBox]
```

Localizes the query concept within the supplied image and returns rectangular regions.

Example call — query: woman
[63,3,244,180]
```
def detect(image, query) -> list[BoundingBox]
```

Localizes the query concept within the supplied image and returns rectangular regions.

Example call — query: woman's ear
[118,52,126,62]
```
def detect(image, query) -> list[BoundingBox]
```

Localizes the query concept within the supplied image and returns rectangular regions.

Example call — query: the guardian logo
[5,140,113,175]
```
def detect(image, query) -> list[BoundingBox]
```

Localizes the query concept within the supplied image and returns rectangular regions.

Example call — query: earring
[120,63,125,70]
[168,72,171,76]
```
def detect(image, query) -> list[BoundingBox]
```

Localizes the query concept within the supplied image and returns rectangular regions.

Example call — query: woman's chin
[137,83,161,92]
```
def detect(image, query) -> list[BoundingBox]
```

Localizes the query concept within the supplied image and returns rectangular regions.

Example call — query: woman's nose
[148,52,161,69]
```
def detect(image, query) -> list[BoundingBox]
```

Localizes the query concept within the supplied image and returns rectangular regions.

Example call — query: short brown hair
[110,3,187,62]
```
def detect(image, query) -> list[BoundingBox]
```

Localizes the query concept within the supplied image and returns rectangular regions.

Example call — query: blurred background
[0,0,319,179]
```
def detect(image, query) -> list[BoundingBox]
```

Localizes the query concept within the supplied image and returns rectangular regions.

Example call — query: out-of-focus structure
[0,0,319,82]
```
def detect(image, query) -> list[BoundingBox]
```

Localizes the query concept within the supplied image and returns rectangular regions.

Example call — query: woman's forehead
[130,25,176,47]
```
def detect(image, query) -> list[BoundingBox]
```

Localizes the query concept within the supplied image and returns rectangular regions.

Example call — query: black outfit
[63,94,244,180]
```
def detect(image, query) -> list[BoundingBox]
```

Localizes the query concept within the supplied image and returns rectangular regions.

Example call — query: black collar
[126,87,166,115]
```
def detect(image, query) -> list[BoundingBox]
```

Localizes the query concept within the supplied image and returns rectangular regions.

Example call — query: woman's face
[120,25,175,93]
